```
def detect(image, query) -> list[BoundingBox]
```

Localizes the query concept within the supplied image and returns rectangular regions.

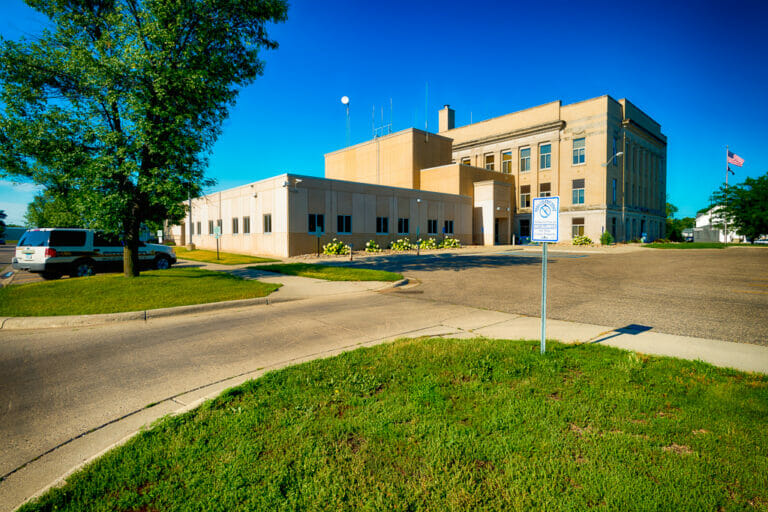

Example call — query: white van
[13,228,177,279]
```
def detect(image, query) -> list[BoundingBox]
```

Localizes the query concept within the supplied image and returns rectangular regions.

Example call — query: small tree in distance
[0,0,288,276]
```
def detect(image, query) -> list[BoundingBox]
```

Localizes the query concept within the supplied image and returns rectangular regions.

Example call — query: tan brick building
[172,95,666,257]
[437,95,667,243]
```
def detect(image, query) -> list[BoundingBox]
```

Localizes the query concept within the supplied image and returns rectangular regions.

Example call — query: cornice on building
[451,120,566,151]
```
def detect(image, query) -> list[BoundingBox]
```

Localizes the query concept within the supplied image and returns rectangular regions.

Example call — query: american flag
[727,150,744,167]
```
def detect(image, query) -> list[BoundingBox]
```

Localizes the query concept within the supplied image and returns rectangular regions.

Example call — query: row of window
[308,214,454,235]
[519,216,661,240]
[192,216,271,236]
[516,180,584,209]
[190,214,454,236]
[462,138,586,173]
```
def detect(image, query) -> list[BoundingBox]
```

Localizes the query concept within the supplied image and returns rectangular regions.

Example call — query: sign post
[214,226,222,260]
[532,196,560,355]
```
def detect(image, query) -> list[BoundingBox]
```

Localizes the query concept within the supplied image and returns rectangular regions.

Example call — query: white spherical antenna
[341,96,349,105]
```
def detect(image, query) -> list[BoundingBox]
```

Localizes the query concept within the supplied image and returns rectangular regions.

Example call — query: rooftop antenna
[373,100,392,138]
[425,82,429,142]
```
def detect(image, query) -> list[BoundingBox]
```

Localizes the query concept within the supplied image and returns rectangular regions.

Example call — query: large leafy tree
[710,173,768,242]
[0,0,288,276]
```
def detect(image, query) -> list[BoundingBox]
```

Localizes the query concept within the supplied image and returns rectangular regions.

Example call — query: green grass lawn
[0,268,280,316]
[253,263,402,281]
[19,338,768,511]
[174,247,279,265]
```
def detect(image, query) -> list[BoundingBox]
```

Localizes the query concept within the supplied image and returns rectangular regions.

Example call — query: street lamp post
[601,150,624,242]
[416,198,421,255]
[341,96,350,147]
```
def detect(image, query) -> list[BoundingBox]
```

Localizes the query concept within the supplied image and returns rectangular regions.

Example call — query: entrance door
[494,218,500,245]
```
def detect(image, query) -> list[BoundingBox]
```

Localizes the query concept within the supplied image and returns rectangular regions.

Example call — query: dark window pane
[49,230,86,247]
[94,232,121,246]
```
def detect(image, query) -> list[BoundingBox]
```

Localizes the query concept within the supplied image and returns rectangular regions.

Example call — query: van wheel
[71,259,95,278]
[154,255,171,270]
[40,272,62,280]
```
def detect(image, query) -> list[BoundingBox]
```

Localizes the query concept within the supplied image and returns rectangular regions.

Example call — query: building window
[501,151,512,173]
[484,154,495,171]
[232,217,239,234]
[572,137,585,165]
[612,179,617,204]
[520,185,531,208]
[572,179,585,204]
[195,221,201,235]
[427,219,438,235]
[397,217,409,234]
[572,217,585,237]
[460,157,471,166]
[539,182,551,197]
[539,143,551,170]
[444,220,454,234]
[612,136,618,166]
[243,216,251,235]
[308,213,324,233]
[337,215,351,233]
[263,214,272,234]
[520,147,531,172]
[217,219,222,233]
[611,217,617,238]
[376,216,389,234]
[520,219,530,237]
[208,220,214,235]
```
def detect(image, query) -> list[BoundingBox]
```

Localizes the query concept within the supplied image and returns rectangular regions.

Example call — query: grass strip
[19,338,768,511]
[174,247,279,265]
[0,268,280,316]
[253,262,402,281]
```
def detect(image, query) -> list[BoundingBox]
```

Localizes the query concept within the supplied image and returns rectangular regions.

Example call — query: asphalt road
[0,292,482,481]
[359,247,768,345]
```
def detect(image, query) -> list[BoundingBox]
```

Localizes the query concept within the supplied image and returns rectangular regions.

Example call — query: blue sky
[1,0,766,224]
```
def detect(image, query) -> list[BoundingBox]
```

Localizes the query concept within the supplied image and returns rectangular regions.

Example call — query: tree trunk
[123,211,141,277]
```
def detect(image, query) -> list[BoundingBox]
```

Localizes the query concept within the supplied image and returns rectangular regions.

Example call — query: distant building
[693,207,745,243]
[170,95,667,257]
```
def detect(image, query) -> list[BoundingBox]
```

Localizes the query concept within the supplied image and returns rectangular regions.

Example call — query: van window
[94,232,122,246]
[49,230,87,247]
[18,231,50,247]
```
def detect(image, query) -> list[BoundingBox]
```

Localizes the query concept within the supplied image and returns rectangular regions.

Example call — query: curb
[0,278,406,331]
[0,296,278,331]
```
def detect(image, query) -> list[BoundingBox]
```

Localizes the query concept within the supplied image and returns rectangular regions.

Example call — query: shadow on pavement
[314,252,560,273]
[590,324,654,344]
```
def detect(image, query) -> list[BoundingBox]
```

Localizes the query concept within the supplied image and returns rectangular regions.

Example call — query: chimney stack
[439,104,455,132]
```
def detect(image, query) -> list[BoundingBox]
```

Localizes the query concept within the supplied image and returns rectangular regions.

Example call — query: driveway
[351,247,768,345]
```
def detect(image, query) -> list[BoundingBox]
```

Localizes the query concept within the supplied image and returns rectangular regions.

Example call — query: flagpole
[725,145,729,244]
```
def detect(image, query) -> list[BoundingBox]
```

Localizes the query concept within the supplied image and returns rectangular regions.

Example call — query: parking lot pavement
[359,246,768,345]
